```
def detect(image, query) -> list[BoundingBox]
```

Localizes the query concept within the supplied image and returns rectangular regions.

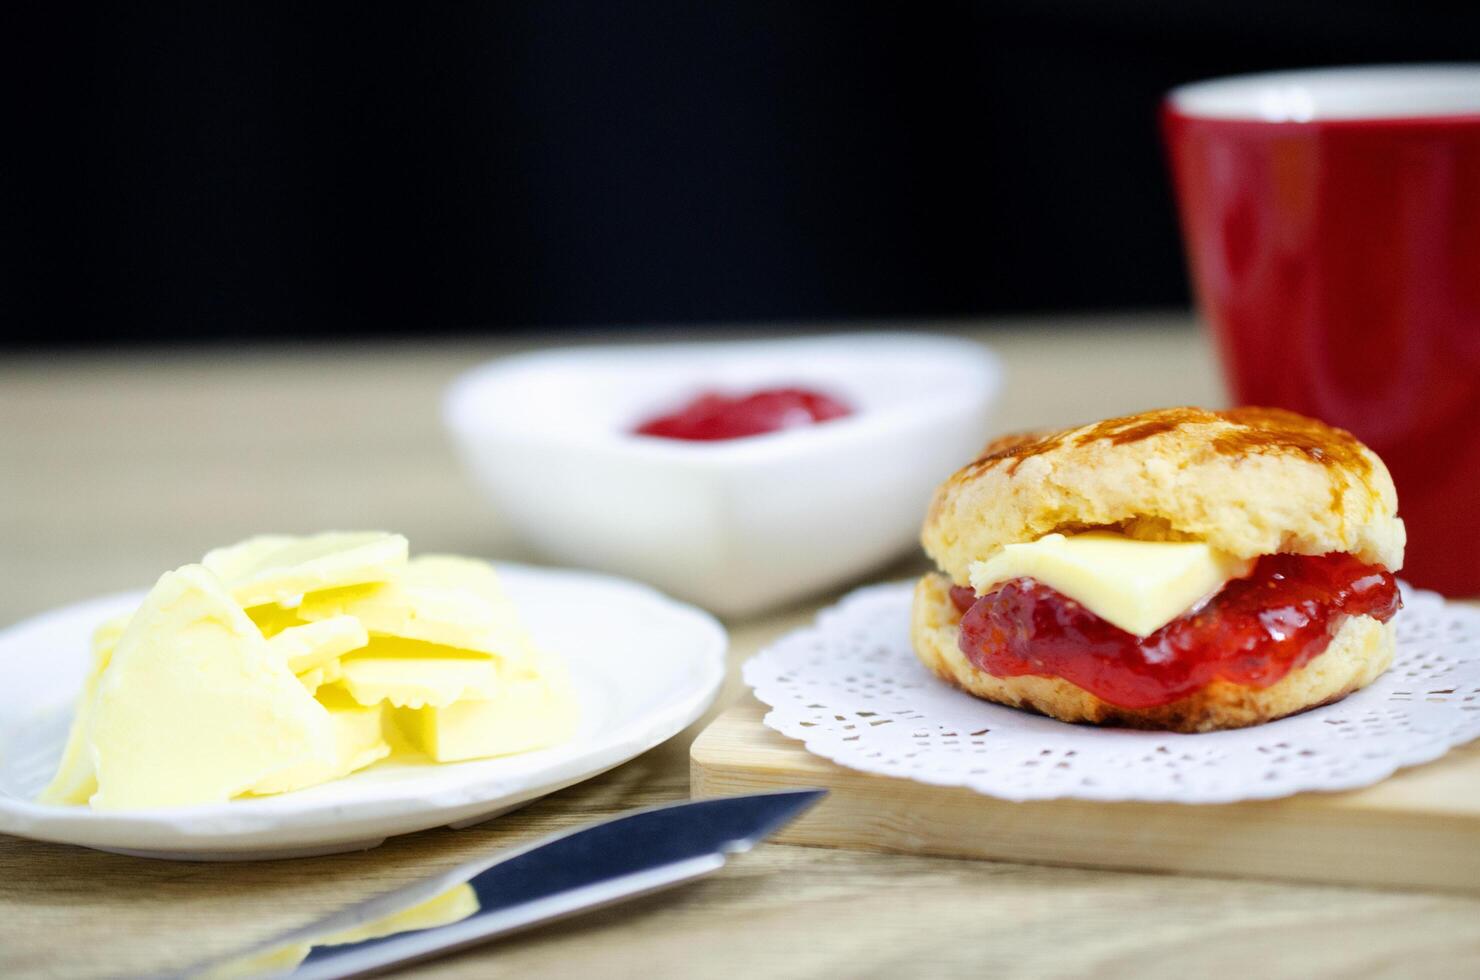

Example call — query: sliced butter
[44,538,578,810]
[397,658,578,763]
[36,613,131,805]
[251,688,389,795]
[247,602,307,639]
[968,531,1254,638]
[91,613,132,662]
[89,565,333,810]
[334,641,501,708]
[298,555,536,667]
[267,616,369,674]
[296,657,345,694]
[203,531,409,609]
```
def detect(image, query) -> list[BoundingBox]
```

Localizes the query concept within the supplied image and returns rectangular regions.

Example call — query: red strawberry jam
[634,387,851,441]
[949,553,1400,710]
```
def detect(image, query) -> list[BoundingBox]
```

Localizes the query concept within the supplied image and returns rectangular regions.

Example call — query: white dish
[444,333,1001,617]
[0,564,725,860]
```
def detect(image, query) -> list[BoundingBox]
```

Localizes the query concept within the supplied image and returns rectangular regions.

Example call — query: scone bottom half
[914,407,1405,733]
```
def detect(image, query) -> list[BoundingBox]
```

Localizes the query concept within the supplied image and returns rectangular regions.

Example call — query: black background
[6,2,1478,346]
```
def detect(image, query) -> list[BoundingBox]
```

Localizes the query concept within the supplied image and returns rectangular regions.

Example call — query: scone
[914,407,1405,733]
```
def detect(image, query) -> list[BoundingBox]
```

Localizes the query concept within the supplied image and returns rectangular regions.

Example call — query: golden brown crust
[923,406,1405,585]
[910,573,1394,734]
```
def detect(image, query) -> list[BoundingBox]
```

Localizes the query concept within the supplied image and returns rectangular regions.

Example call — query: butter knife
[187,789,825,979]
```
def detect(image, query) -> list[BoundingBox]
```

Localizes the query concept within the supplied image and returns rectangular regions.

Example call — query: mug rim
[1167,64,1480,124]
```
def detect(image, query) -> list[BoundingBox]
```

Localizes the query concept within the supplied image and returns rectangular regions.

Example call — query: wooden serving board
[691,698,1480,894]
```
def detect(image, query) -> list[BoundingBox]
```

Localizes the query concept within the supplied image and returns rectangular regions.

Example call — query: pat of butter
[37,613,131,805]
[298,555,536,667]
[251,688,389,795]
[203,531,409,609]
[267,616,368,674]
[968,531,1254,638]
[334,641,502,708]
[397,659,578,763]
[89,565,333,810]
[247,602,307,639]
[296,658,345,694]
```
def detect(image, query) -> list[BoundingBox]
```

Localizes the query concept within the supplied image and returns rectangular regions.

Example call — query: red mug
[1164,66,1480,596]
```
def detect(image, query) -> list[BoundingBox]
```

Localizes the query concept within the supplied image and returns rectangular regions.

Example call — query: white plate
[0,564,726,860]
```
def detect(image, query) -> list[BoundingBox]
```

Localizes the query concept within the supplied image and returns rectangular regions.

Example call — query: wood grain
[693,699,1480,894]
[4,318,1479,978]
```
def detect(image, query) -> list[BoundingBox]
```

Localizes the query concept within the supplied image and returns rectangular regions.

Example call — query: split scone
[914,407,1405,733]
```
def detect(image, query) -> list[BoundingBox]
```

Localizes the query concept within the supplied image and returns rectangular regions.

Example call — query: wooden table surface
[3,315,1478,978]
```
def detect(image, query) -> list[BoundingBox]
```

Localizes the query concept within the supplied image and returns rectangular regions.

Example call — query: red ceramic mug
[1164,65,1480,596]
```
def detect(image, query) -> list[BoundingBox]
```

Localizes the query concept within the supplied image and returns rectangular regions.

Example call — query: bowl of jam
[445,333,1001,616]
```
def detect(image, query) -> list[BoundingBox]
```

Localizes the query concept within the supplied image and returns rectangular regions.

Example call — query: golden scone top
[965,407,1373,479]
[923,406,1405,584]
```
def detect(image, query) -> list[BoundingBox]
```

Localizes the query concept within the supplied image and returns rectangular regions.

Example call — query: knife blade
[187,789,825,979]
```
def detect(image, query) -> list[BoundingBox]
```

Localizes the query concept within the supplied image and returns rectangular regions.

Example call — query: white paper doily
[744,582,1480,803]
